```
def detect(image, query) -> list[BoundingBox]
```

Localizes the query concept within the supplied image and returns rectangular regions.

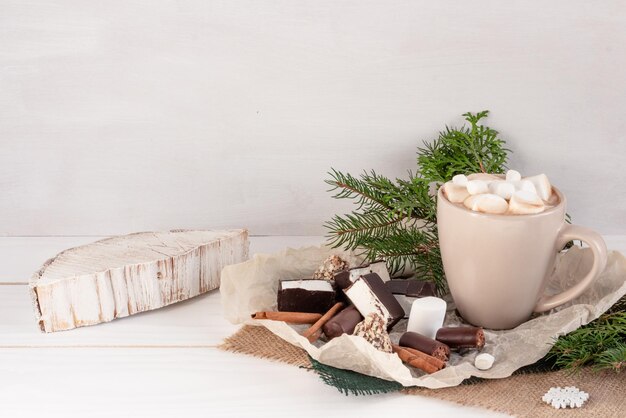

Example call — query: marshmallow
[456,171,555,215]
[505,169,521,182]
[407,297,447,339]
[463,195,480,210]
[524,174,552,201]
[508,190,545,215]
[488,180,515,200]
[512,179,538,195]
[452,174,468,186]
[467,173,500,182]
[467,180,489,195]
[475,353,495,370]
[443,181,470,203]
[463,193,508,214]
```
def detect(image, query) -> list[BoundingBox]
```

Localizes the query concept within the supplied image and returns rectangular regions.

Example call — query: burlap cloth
[220,325,625,418]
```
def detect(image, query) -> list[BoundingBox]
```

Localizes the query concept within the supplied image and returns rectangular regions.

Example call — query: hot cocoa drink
[437,172,607,329]
[441,170,559,215]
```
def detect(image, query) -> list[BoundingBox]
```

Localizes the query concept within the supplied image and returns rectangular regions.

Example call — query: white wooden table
[3,236,624,418]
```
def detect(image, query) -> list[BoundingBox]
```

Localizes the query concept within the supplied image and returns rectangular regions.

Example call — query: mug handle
[534,224,608,313]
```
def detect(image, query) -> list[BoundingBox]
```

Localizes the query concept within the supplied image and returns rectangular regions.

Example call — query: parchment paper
[220,245,626,389]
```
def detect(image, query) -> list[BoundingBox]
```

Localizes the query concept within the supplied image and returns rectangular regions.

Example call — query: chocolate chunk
[399,331,450,362]
[333,260,390,290]
[385,279,411,295]
[343,273,405,330]
[277,279,335,314]
[436,327,485,350]
[407,281,436,298]
[386,279,436,297]
[322,305,363,339]
[333,270,352,290]
[329,280,349,304]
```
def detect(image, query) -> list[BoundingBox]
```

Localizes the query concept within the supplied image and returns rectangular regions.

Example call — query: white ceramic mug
[437,186,607,329]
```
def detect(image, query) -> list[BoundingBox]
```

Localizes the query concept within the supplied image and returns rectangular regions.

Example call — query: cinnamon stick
[302,302,344,343]
[392,344,446,370]
[251,311,323,324]
[392,345,444,374]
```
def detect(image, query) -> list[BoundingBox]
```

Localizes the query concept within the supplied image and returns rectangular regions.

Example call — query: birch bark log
[30,229,249,332]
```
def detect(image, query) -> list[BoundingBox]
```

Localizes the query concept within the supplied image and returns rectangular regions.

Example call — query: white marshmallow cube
[443,181,470,203]
[467,180,489,195]
[407,296,447,339]
[508,190,545,214]
[463,193,509,214]
[452,174,468,186]
[512,179,538,195]
[467,173,501,183]
[488,181,515,200]
[524,174,552,201]
[475,353,495,370]
[458,171,556,216]
[506,169,521,182]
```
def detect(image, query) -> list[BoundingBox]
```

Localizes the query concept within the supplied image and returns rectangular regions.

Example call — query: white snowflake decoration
[542,386,589,409]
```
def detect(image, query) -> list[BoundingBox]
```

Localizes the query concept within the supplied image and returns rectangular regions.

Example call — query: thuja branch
[417,111,509,184]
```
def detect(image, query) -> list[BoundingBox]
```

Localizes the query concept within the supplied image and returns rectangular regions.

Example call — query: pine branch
[396,174,437,223]
[324,209,406,251]
[594,344,626,372]
[325,169,396,212]
[324,111,509,282]
[355,225,446,293]
[546,306,626,372]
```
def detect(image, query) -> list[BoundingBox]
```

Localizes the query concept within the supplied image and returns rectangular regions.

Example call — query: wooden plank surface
[0,286,235,347]
[1,234,624,417]
[0,349,499,418]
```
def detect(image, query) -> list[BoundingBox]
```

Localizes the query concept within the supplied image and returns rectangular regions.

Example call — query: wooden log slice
[30,229,249,332]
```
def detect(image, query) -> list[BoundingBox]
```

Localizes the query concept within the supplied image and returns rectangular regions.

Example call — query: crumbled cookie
[312,255,349,280]
[353,312,393,353]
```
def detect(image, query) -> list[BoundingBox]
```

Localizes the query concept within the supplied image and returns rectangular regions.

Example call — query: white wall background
[1,0,625,236]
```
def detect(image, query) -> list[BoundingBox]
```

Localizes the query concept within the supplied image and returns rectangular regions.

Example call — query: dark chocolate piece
[386,279,436,297]
[343,273,405,330]
[333,260,390,290]
[362,273,404,329]
[435,327,485,350]
[333,270,352,290]
[322,305,363,339]
[399,331,450,362]
[330,280,349,304]
[277,279,335,314]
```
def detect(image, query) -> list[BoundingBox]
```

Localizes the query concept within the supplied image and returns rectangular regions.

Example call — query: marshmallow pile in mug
[442,170,556,215]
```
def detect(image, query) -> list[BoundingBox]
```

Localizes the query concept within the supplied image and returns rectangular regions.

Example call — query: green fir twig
[324,111,509,291]
[546,300,626,373]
